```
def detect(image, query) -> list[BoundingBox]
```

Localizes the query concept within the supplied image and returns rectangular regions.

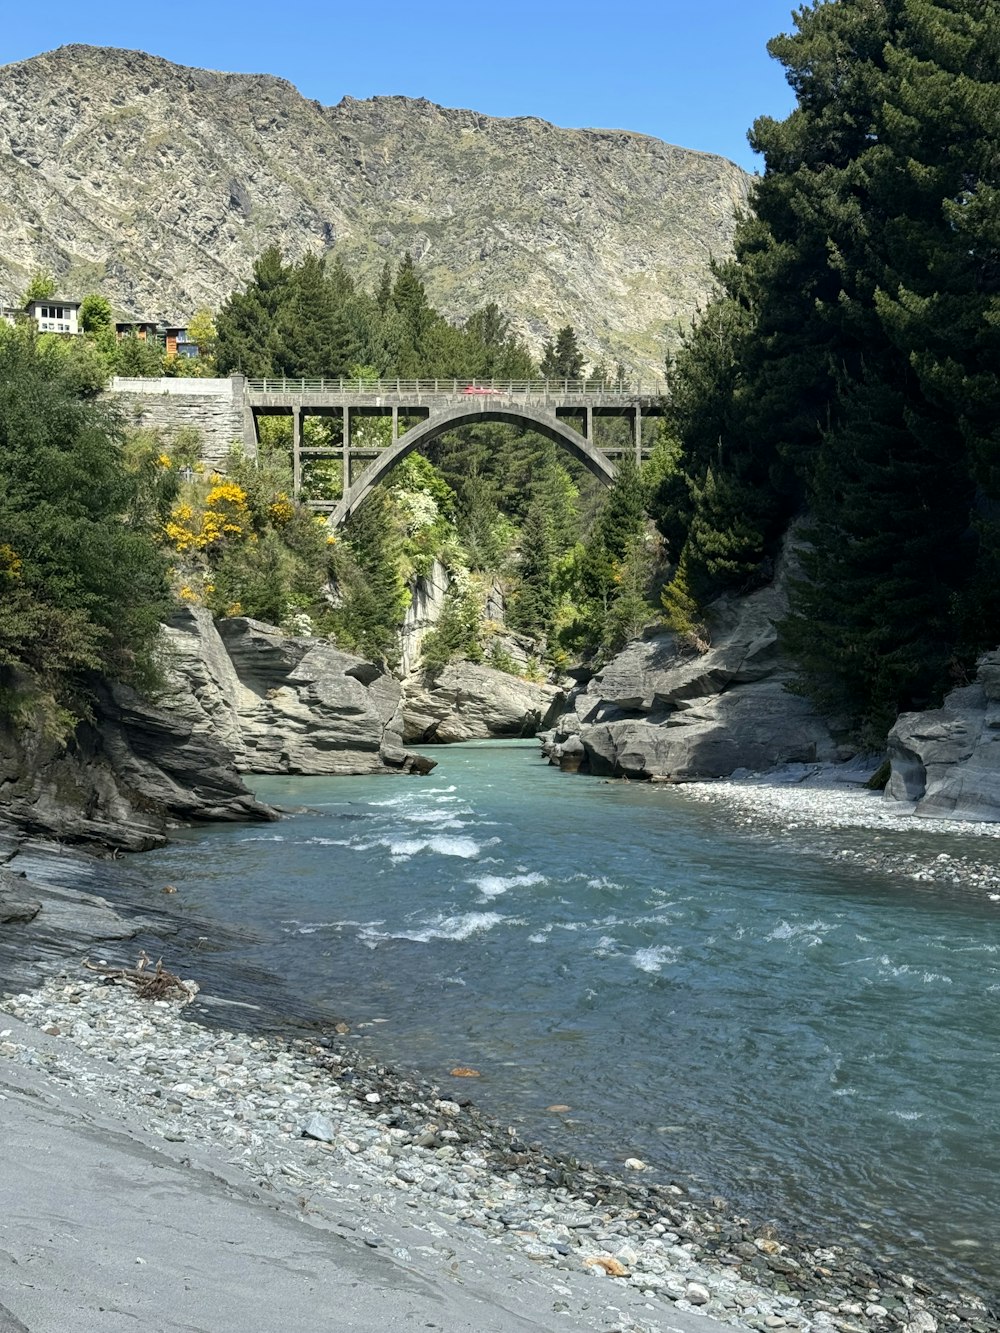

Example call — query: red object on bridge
[461,385,503,395]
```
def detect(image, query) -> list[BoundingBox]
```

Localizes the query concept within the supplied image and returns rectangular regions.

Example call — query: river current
[140,742,1000,1297]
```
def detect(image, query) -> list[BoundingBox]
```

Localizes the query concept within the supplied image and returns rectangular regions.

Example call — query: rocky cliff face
[0,609,432,852]
[542,554,842,780]
[0,677,274,853]
[886,651,1000,822]
[0,45,748,374]
[163,607,432,776]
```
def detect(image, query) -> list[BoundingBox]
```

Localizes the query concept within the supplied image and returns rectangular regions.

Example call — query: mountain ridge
[0,45,749,374]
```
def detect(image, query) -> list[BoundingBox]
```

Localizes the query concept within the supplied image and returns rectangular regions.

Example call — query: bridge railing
[246,377,660,398]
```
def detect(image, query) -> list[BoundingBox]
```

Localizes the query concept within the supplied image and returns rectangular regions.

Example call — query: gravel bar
[1,966,994,1333]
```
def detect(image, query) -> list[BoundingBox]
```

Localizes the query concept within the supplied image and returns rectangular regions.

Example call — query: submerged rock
[886,650,1000,822]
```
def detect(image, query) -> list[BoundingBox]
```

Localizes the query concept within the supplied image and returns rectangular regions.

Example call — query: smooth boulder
[402,663,564,744]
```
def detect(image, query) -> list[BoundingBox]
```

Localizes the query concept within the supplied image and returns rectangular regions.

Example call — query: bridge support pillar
[342,405,351,498]
[392,405,399,442]
[634,404,642,465]
[292,406,302,496]
[585,405,593,440]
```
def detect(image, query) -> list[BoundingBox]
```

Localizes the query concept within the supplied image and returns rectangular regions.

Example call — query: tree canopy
[0,324,173,724]
[654,0,1000,743]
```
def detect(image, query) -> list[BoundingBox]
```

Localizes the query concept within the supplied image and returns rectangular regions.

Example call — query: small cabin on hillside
[164,324,199,359]
[26,298,80,335]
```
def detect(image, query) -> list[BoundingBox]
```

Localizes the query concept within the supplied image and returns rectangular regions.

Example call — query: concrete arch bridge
[244,378,665,526]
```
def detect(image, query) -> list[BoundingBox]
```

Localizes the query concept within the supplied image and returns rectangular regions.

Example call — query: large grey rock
[886,651,1000,821]
[543,546,840,780]
[402,664,564,744]
[0,607,431,852]
[0,671,273,853]
[164,608,431,776]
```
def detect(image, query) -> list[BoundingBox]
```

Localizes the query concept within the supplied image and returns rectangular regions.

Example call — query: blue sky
[1,1,799,171]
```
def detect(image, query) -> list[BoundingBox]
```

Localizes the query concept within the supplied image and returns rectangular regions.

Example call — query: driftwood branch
[82,950,199,1005]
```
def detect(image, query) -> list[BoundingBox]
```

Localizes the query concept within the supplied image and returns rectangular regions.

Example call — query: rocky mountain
[0,45,749,375]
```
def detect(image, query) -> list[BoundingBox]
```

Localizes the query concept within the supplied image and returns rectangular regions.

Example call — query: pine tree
[509,495,556,636]
[540,326,585,380]
[215,246,292,376]
[661,0,1000,739]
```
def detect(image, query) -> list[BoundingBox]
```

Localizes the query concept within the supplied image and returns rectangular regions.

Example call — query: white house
[25,298,81,335]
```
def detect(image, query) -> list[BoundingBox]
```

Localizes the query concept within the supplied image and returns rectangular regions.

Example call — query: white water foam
[361,911,507,944]
[399,809,471,827]
[766,918,835,948]
[633,944,680,974]
[387,835,492,859]
[470,871,547,900]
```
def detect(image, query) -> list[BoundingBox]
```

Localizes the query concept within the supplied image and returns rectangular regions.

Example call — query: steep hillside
[0,45,749,374]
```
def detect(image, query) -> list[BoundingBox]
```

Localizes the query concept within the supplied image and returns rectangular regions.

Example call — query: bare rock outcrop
[542,563,840,780]
[0,608,433,852]
[886,651,1000,821]
[399,559,451,676]
[163,608,432,775]
[0,676,274,853]
[402,663,564,744]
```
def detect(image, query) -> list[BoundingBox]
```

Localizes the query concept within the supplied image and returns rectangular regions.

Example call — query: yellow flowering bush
[164,482,251,553]
[164,502,201,553]
[268,494,295,527]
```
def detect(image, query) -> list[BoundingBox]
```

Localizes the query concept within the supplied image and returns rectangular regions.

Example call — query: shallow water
[141,742,1000,1296]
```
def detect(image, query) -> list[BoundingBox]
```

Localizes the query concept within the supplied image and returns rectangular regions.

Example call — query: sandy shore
[2,772,997,1333]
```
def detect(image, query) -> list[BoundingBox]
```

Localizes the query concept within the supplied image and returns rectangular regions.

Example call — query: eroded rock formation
[402,662,564,745]
[0,676,273,852]
[886,651,1000,821]
[163,607,432,776]
[542,560,840,780]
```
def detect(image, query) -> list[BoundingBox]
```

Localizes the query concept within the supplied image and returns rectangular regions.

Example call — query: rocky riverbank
[674,764,1000,895]
[1,970,994,1333]
[2,756,998,1331]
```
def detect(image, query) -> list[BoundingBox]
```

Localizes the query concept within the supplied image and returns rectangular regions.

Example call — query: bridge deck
[246,377,664,410]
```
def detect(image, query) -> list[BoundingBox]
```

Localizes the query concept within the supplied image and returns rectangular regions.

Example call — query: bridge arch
[332,404,618,526]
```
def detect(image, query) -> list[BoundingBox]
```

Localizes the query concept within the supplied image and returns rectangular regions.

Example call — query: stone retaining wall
[107,376,251,469]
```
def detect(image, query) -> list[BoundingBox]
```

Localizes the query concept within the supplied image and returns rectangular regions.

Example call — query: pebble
[0,974,993,1333]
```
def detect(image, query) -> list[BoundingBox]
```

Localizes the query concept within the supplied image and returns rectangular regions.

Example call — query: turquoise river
[138,741,1000,1300]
